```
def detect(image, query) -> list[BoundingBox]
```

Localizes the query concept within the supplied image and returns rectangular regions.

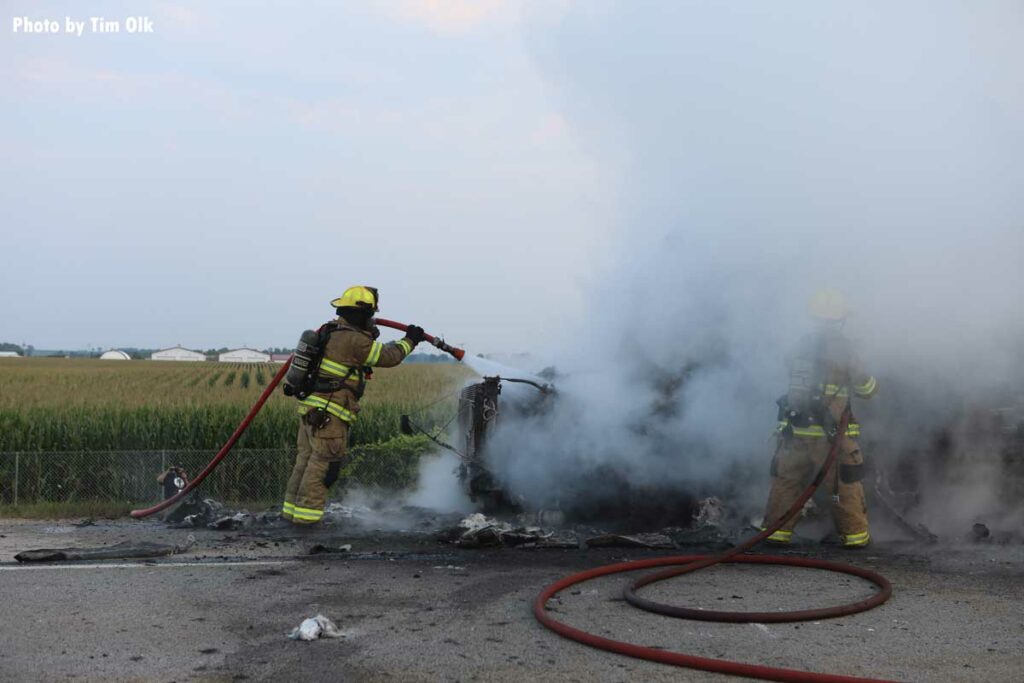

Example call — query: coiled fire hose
[131,320,464,519]
[534,409,899,683]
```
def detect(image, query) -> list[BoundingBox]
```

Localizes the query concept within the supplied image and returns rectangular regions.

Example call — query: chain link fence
[0,443,429,507]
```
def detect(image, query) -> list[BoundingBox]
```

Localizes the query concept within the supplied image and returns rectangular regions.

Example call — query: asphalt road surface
[1,518,1021,682]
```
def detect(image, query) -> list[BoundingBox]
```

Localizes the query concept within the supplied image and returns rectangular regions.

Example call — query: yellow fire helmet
[330,286,379,312]
[808,288,849,321]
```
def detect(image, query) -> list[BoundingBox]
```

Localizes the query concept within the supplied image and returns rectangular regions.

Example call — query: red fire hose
[131,319,464,520]
[534,410,900,683]
[130,357,294,518]
[375,318,465,360]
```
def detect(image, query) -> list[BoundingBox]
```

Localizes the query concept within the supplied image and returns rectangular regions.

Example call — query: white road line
[0,560,296,571]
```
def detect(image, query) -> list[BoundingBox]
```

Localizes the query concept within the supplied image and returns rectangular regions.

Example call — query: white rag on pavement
[287,614,344,641]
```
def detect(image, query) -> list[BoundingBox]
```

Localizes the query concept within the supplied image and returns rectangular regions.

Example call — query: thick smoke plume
[484,2,1024,536]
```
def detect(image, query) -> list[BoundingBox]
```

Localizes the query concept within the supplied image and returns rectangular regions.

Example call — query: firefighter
[282,286,425,525]
[761,289,879,548]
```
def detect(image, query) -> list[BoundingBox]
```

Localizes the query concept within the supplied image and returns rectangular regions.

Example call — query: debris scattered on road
[968,521,1023,544]
[872,475,938,544]
[585,533,675,549]
[162,494,210,524]
[14,536,195,563]
[661,525,735,549]
[323,500,465,533]
[442,513,578,549]
[208,512,254,530]
[693,497,724,526]
[324,502,374,519]
[438,512,743,550]
[287,614,344,641]
[307,543,352,555]
[164,497,279,530]
[443,513,509,547]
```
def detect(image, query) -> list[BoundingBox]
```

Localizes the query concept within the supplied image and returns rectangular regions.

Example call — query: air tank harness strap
[777,421,862,438]
[319,358,368,399]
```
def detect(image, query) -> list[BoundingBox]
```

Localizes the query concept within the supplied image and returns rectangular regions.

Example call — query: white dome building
[151,346,206,362]
[100,349,131,360]
[219,348,270,363]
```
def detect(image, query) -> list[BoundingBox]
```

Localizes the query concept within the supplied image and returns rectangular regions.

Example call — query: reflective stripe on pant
[761,528,793,544]
[282,420,349,525]
[762,434,869,542]
[841,530,871,547]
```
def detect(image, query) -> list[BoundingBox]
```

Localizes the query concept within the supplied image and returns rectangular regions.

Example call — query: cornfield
[0,440,438,507]
[0,358,473,452]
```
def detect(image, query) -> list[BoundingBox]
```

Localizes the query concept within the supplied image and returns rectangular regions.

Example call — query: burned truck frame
[448,368,1024,533]
[456,376,552,510]
[453,374,704,526]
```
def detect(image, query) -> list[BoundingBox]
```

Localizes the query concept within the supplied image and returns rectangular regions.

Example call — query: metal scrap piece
[14,538,193,563]
[584,533,675,549]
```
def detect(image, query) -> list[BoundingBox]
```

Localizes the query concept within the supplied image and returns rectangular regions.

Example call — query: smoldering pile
[163,497,278,530]
[437,498,741,550]
[968,522,1024,546]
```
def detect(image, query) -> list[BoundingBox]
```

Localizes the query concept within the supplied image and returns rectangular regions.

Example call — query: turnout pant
[282,419,349,525]
[762,434,870,547]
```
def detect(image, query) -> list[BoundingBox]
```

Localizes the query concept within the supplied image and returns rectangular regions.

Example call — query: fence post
[13,452,18,506]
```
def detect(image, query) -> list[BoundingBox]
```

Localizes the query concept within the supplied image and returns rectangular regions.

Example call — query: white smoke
[406,451,474,513]
[482,1,1024,535]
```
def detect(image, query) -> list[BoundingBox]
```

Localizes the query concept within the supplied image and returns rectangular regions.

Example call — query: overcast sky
[3,1,1021,361]
[2,1,610,353]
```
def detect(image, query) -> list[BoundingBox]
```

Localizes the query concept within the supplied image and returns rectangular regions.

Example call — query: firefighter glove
[405,325,426,345]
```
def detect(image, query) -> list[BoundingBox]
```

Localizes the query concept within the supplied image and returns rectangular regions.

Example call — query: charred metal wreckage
[411,370,1024,540]
[456,376,553,510]
[442,374,707,528]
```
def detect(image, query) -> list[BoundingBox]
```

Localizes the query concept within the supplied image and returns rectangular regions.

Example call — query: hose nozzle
[432,338,466,361]
[374,318,466,361]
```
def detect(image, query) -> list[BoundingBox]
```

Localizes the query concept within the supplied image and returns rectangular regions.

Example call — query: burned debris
[15,537,194,563]
[452,375,705,527]
[437,498,739,551]
[163,496,279,530]
[444,365,1024,545]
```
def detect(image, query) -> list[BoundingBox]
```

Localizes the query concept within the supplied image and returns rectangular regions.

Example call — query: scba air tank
[282,329,324,399]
